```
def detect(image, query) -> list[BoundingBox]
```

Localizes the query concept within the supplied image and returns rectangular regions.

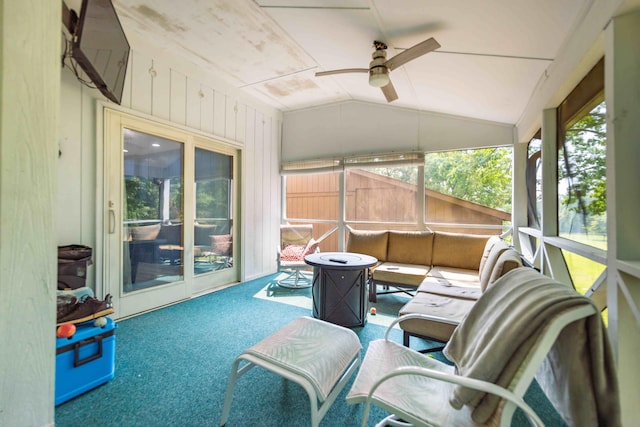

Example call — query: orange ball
[370,307,377,315]
[57,323,76,338]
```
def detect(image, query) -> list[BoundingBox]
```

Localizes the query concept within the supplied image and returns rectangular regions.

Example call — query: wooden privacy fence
[286,170,510,252]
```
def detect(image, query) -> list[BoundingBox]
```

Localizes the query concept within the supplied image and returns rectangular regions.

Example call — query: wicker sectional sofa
[346,229,523,345]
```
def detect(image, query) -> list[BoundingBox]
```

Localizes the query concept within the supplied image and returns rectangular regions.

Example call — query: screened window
[554,58,607,304]
[345,165,418,224]
[526,135,542,229]
[424,147,512,233]
[558,100,606,248]
[284,171,340,251]
[282,149,513,240]
[285,172,340,221]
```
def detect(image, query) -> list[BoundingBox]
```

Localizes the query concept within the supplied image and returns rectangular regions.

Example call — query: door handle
[108,201,116,234]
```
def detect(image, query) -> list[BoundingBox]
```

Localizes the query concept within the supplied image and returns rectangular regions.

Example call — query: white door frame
[100,106,240,319]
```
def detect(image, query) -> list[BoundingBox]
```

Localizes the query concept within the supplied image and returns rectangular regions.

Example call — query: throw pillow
[210,234,232,255]
[280,244,307,261]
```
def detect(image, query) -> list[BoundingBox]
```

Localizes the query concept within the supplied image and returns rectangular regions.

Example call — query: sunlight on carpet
[253,273,411,329]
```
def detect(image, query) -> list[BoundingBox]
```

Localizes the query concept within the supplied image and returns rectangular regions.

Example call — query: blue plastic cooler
[55,317,116,405]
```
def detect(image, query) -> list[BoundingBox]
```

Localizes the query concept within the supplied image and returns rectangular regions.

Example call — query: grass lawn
[559,233,608,324]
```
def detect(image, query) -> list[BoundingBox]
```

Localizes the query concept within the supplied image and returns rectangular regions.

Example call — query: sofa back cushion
[479,238,511,291]
[478,236,501,275]
[195,224,218,246]
[386,231,434,266]
[346,229,389,262]
[432,232,489,270]
[485,249,523,290]
[157,223,182,245]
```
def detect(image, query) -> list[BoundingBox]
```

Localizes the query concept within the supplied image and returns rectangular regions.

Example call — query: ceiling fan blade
[315,68,369,77]
[385,37,441,71]
[381,81,398,103]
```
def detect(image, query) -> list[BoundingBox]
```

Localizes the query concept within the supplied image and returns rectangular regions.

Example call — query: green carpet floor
[55,273,566,426]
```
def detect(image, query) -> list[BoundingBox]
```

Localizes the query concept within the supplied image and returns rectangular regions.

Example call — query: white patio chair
[347,267,614,427]
[276,224,318,288]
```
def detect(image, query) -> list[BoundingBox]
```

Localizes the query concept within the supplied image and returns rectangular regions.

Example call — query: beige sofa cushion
[373,262,430,286]
[346,229,389,262]
[417,268,482,300]
[386,231,434,266]
[399,292,475,342]
[428,266,479,283]
[479,239,511,291]
[432,232,489,270]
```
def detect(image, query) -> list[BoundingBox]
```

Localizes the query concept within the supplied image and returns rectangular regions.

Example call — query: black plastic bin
[58,245,93,290]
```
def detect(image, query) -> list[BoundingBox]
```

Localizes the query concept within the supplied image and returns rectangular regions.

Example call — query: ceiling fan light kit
[315,38,440,103]
[369,68,390,87]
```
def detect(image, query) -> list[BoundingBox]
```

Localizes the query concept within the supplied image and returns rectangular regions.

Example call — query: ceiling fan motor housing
[369,47,389,87]
[315,38,438,101]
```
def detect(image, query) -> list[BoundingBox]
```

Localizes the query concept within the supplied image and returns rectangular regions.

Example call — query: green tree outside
[372,147,513,213]
[425,147,512,212]
[558,101,607,238]
[125,176,160,221]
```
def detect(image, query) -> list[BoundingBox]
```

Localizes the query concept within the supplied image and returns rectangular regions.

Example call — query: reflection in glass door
[194,148,234,274]
[122,129,184,292]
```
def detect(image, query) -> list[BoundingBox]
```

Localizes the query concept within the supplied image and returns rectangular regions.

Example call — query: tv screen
[72,0,130,104]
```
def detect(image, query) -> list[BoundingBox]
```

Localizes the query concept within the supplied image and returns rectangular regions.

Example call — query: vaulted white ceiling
[112,0,591,124]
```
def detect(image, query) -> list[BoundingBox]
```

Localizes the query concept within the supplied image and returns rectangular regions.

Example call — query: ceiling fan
[315,37,441,102]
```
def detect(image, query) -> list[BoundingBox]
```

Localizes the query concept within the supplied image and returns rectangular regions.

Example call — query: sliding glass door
[123,129,184,292]
[194,148,234,275]
[104,109,239,318]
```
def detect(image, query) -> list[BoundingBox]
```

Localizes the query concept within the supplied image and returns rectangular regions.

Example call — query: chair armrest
[361,366,543,427]
[384,313,460,341]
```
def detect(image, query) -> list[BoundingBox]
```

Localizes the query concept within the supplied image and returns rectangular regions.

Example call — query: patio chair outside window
[276,224,319,288]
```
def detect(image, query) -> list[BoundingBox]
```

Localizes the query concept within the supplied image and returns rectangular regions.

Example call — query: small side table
[304,252,377,327]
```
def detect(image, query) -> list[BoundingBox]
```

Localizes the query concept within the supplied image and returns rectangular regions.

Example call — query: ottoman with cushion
[218,316,362,427]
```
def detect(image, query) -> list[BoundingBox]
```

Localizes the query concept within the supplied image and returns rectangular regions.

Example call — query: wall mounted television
[72,0,130,104]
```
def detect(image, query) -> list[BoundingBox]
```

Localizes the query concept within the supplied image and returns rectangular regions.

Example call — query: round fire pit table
[304,252,377,327]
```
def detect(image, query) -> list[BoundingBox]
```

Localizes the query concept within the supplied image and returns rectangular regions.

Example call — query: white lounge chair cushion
[347,339,477,427]
[244,316,361,401]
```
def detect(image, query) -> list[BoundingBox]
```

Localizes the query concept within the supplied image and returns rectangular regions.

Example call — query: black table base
[305,252,377,328]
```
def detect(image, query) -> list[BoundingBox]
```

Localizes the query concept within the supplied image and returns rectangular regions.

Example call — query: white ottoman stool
[218,316,362,427]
